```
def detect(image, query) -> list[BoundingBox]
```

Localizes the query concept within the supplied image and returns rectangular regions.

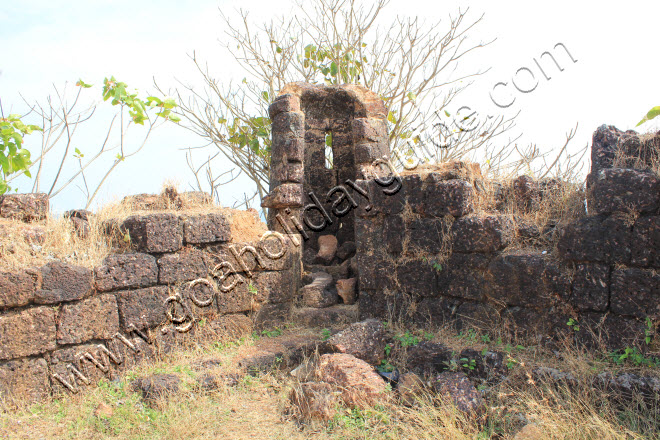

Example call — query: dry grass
[613,131,660,176]
[2,322,656,440]
[0,186,267,272]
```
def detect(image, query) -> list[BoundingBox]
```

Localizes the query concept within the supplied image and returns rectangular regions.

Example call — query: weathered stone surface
[183,213,231,244]
[0,357,50,403]
[588,168,660,214]
[570,263,610,311]
[423,177,474,217]
[95,253,158,292]
[57,294,120,345]
[397,372,425,406]
[289,382,338,421]
[117,286,169,331]
[293,305,359,327]
[488,251,568,308]
[576,312,648,350]
[436,253,491,301]
[251,270,297,304]
[455,302,501,330]
[131,374,181,403]
[121,213,183,253]
[413,296,461,327]
[432,372,485,416]
[451,215,514,253]
[396,261,436,296]
[315,235,338,264]
[158,249,208,284]
[590,125,627,174]
[0,307,56,360]
[631,216,660,267]
[406,342,452,377]
[327,319,386,365]
[336,278,357,305]
[352,118,388,143]
[302,272,337,308]
[271,111,304,137]
[405,218,445,254]
[0,193,49,221]
[261,183,304,209]
[268,94,301,119]
[610,267,660,318]
[316,353,387,407]
[594,372,660,401]
[48,343,116,394]
[36,262,93,304]
[204,314,254,341]
[557,214,632,264]
[0,268,39,309]
[336,241,356,261]
[215,279,252,314]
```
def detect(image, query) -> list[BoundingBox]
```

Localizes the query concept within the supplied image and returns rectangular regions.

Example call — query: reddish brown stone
[588,168,660,214]
[0,268,39,309]
[327,319,386,365]
[631,216,660,267]
[610,268,660,318]
[121,213,182,253]
[0,193,49,221]
[302,272,337,308]
[433,372,485,416]
[316,353,388,407]
[261,183,304,209]
[250,270,297,304]
[0,357,50,403]
[183,213,231,244]
[117,286,170,331]
[451,215,514,253]
[423,177,474,217]
[158,249,208,284]
[271,111,304,138]
[336,278,357,305]
[0,307,57,360]
[36,261,93,304]
[268,94,301,119]
[57,294,120,345]
[570,263,610,312]
[95,253,158,292]
[293,305,359,327]
[557,214,632,264]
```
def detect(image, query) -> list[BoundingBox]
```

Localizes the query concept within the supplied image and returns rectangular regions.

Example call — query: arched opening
[325,131,333,169]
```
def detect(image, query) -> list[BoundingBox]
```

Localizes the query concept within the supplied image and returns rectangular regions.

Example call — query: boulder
[406,342,453,377]
[131,374,181,403]
[316,353,388,407]
[432,372,485,417]
[327,319,386,365]
[397,372,425,406]
[301,272,337,308]
[315,235,338,265]
[336,278,357,305]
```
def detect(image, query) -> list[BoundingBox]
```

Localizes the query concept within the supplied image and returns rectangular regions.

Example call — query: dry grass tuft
[613,131,660,176]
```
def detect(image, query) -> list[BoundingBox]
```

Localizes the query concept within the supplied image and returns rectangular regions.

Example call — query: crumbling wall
[263,82,389,251]
[0,199,301,403]
[355,125,659,348]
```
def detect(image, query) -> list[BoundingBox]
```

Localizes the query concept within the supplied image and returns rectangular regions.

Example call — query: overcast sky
[1,0,659,213]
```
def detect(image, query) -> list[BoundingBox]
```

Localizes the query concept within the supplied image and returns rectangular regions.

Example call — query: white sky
[1,0,659,213]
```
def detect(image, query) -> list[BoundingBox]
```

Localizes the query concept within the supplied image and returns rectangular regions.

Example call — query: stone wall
[354,125,659,349]
[0,206,301,403]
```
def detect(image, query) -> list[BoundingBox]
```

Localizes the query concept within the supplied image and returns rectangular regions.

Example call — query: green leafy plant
[460,357,477,371]
[394,332,420,347]
[567,318,580,332]
[321,328,332,341]
[247,283,258,296]
[609,347,660,367]
[644,317,654,345]
[260,327,283,338]
[0,113,40,194]
[636,105,660,126]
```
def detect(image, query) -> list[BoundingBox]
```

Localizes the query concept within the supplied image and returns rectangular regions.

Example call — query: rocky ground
[1,319,658,439]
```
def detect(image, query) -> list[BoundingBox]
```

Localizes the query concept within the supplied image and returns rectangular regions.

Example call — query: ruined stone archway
[262,82,390,251]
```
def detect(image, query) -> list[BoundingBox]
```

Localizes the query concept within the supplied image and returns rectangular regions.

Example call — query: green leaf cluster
[102,76,180,125]
[636,105,660,127]
[0,114,41,194]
